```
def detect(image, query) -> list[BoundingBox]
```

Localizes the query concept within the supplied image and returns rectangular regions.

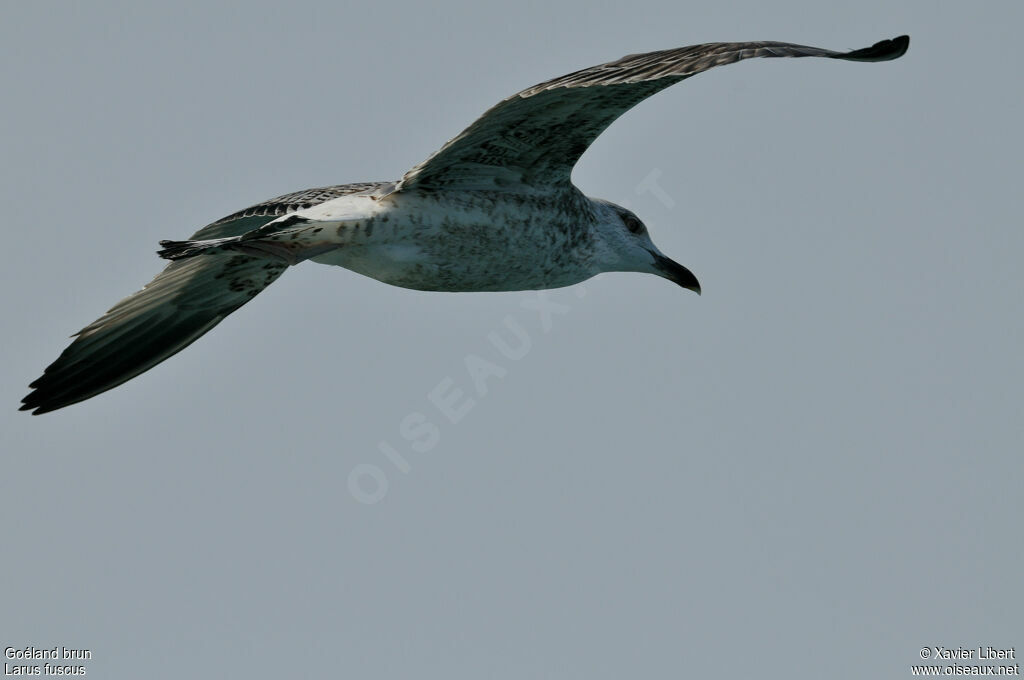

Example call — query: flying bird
[21,35,909,414]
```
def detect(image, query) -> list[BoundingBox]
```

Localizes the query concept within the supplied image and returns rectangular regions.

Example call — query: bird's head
[590,199,700,294]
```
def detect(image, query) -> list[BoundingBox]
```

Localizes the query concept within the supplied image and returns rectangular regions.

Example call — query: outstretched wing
[20,252,287,415]
[21,182,388,414]
[398,36,908,192]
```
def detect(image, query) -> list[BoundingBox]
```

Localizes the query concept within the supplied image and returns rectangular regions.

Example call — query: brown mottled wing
[398,36,909,192]
[21,181,390,414]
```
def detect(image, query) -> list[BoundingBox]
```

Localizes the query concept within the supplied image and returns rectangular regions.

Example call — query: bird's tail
[158,222,331,265]
[158,236,238,260]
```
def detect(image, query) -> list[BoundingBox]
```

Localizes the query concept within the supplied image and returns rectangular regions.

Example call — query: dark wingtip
[838,35,910,62]
[21,381,55,414]
[19,394,47,415]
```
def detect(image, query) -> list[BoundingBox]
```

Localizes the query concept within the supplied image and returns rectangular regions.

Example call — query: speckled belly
[312,234,591,292]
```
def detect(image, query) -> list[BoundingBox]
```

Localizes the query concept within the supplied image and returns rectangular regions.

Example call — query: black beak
[649,251,701,295]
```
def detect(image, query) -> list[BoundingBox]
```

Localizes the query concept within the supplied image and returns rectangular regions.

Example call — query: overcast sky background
[2,2,1021,678]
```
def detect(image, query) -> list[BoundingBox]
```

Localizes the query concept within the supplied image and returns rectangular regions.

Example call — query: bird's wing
[398,36,908,192]
[21,254,287,414]
[21,182,388,414]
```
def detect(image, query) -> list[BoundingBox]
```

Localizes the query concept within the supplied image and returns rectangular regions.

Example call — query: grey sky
[2,2,1021,678]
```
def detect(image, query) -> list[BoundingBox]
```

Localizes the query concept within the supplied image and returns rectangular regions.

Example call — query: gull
[21,35,909,414]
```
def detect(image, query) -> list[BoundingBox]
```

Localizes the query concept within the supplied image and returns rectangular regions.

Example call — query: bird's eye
[623,214,645,235]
